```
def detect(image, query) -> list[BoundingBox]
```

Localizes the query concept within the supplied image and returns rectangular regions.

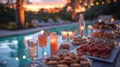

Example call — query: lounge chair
[48,18,59,25]
[48,18,54,24]
[98,15,112,23]
[32,19,51,27]
[31,19,40,27]
[56,18,65,24]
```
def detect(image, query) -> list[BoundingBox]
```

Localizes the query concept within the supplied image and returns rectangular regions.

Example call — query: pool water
[0,24,90,67]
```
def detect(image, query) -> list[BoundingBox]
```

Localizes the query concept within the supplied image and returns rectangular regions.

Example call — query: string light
[102,1,105,5]
[79,0,82,3]
[84,2,88,6]
[96,2,99,5]
[66,6,72,12]
[114,0,117,3]
[108,1,110,3]
[67,0,71,3]
[90,2,94,6]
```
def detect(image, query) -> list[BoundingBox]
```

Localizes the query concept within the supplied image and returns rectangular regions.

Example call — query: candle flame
[80,26,84,30]
[68,31,72,34]
[50,39,55,43]
[68,31,74,35]
[61,31,67,35]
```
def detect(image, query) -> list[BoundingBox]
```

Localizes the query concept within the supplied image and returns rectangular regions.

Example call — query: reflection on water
[0,33,63,67]
[0,24,81,67]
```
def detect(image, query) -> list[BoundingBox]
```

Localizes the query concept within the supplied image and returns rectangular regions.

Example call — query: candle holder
[79,26,85,38]
[50,32,58,56]
[61,31,67,43]
[68,31,75,43]
[88,25,93,37]
[74,29,79,37]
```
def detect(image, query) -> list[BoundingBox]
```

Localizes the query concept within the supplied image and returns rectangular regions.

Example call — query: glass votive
[79,26,85,38]
[68,31,75,42]
[61,31,67,42]
[88,25,93,37]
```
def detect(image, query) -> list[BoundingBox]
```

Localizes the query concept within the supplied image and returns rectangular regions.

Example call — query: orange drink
[38,34,47,48]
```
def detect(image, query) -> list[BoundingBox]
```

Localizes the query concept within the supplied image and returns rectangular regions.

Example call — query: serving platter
[71,46,120,63]
[43,52,92,67]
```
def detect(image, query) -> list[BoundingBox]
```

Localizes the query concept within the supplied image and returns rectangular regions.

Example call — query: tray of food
[72,37,87,45]
[90,31,116,39]
[44,52,92,67]
[93,21,117,30]
[75,41,119,63]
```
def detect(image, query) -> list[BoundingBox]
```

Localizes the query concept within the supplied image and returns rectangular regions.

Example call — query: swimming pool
[0,23,89,67]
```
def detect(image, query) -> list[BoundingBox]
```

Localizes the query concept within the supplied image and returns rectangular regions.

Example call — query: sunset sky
[24,0,67,11]
[0,0,67,4]
[29,0,66,3]
[29,0,67,5]
[0,0,67,11]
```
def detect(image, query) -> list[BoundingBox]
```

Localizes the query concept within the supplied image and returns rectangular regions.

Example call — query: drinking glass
[61,31,67,43]
[68,31,75,43]
[74,29,78,37]
[88,25,93,37]
[38,34,48,61]
[28,39,38,67]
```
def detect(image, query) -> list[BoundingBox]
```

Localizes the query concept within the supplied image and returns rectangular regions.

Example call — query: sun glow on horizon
[24,3,67,12]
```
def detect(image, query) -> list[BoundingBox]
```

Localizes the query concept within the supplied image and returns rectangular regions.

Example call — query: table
[24,38,120,67]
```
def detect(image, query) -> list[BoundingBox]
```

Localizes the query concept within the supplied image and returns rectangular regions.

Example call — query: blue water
[0,24,90,67]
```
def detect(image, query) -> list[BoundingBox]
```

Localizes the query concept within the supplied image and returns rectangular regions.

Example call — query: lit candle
[50,32,58,55]
[68,31,74,41]
[61,31,67,41]
[80,26,85,38]
[80,26,85,31]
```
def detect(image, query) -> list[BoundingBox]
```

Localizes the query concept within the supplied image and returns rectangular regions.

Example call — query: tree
[16,0,25,29]
[71,0,79,21]
[0,4,15,24]
[68,0,94,21]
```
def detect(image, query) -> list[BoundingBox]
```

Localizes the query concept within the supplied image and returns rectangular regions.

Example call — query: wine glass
[61,31,67,43]
[74,29,78,37]
[88,25,93,37]
[28,39,38,67]
[38,33,48,62]
[68,31,75,43]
